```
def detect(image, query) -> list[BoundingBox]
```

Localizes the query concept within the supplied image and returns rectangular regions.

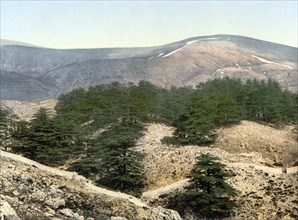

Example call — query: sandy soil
[1,99,57,121]
[215,120,298,166]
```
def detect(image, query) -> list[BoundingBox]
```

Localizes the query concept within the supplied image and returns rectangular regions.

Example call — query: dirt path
[226,162,298,174]
[141,162,298,201]
[142,179,190,201]
[0,150,148,208]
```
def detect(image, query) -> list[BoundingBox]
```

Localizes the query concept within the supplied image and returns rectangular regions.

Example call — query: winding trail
[226,162,298,174]
[141,162,298,201]
[142,179,190,201]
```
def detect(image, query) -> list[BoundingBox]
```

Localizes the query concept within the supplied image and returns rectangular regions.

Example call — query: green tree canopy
[12,108,85,166]
[168,153,238,219]
[9,78,297,198]
[0,108,13,150]
[94,122,145,196]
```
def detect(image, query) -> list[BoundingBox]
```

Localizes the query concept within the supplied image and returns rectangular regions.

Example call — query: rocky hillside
[1,35,297,100]
[135,123,298,189]
[215,121,298,166]
[0,150,181,220]
[1,100,297,219]
[136,123,298,219]
[0,99,57,121]
[1,122,297,219]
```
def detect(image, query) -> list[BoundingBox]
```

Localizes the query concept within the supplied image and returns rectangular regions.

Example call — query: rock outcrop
[0,150,181,220]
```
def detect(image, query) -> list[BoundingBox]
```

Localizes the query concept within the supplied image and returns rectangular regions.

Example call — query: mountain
[1,35,297,100]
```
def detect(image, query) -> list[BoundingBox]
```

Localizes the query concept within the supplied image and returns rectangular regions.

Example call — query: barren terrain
[0,99,57,121]
[136,123,298,219]
[215,121,298,166]
[135,123,298,189]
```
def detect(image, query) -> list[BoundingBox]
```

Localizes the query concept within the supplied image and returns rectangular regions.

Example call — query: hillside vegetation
[1,78,298,219]
[2,78,297,194]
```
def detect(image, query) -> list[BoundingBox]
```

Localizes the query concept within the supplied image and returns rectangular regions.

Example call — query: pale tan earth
[0,150,146,207]
[135,123,298,190]
[136,123,298,220]
[0,99,57,121]
[215,121,298,166]
[157,40,297,91]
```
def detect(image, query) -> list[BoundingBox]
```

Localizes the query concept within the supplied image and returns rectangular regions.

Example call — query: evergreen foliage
[0,108,13,150]
[170,93,243,145]
[70,121,145,196]
[96,122,145,196]
[8,78,297,196]
[167,153,238,219]
[12,108,85,166]
[166,78,297,145]
[242,79,297,124]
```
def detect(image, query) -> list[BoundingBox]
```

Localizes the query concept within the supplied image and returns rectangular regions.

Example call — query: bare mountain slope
[0,70,50,100]
[1,35,297,100]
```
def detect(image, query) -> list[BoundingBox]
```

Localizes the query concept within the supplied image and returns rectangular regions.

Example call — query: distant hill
[1,35,297,100]
[0,39,38,47]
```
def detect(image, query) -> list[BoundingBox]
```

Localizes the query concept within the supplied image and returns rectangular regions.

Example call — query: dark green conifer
[168,153,238,219]
[95,122,145,196]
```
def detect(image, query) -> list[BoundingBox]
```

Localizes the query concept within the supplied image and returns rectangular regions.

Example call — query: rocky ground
[141,166,298,220]
[135,123,298,190]
[215,121,298,166]
[136,123,298,219]
[227,164,298,220]
[0,151,181,220]
[0,99,57,121]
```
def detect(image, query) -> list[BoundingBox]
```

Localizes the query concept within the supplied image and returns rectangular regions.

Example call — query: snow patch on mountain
[252,55,293,69]
[147,53,165,60]
[212,68,221,77]
[163,38,218,58]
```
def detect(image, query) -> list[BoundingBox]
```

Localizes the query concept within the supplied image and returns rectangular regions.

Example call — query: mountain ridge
[2,34,297,49]
[0,39,39,47]
[1,34,297,100]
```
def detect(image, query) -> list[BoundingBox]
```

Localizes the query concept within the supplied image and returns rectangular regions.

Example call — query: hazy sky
[1,1,297,48]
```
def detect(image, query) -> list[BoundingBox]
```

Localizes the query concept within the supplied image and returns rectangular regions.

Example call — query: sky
[1,0,297,49]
